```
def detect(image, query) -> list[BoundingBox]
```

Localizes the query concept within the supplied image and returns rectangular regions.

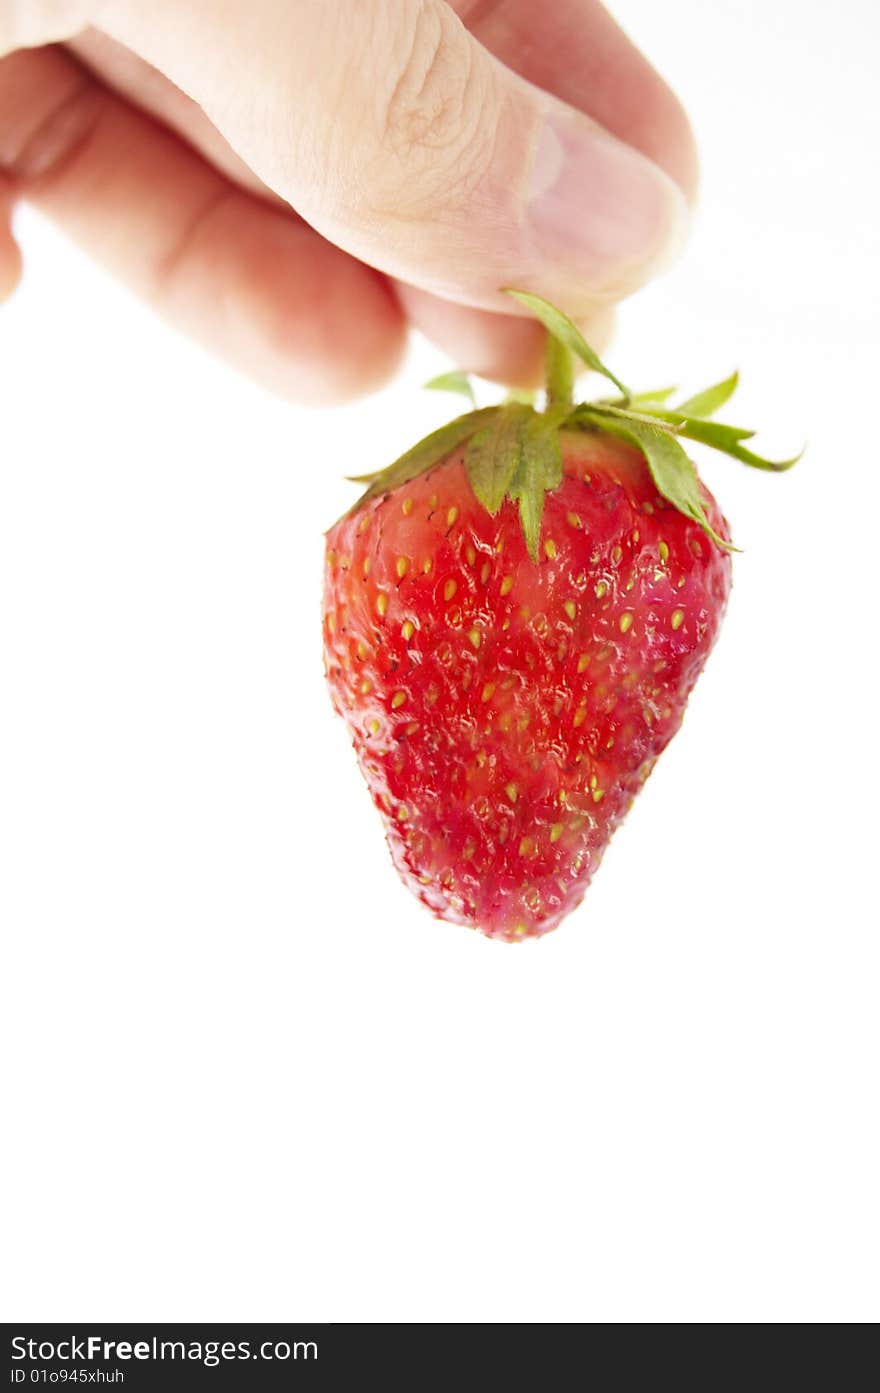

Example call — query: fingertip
[157,196,408,407]
[0,178,23,302]
[396,282,546,386]
[397,283,615,390]
[0,225,23,302]
[462,0,700,204]
[232,225,407,405]
[647,87,700,206]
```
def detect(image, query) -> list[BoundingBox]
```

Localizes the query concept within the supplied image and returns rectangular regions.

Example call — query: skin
[0,1,697,402]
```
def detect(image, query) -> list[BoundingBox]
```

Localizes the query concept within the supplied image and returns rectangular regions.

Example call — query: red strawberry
[323,294,798,941]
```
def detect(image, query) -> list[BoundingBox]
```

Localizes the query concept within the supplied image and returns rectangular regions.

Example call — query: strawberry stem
[346,291,800,555]
[545,332,574,409]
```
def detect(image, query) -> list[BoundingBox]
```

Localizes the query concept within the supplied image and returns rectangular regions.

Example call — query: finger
[395,280,615,388]
[0,45,405,404]
[67,27,275,205]
[0,175,22,300]
[98,0,689,318]
[451,0,698,200]
[71,4,697,212]
[67,27,604,387]
[68,15,679,385]
[66,28,561,384]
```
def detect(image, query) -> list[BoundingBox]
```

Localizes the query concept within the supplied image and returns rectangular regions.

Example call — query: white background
[2,0,878,1323]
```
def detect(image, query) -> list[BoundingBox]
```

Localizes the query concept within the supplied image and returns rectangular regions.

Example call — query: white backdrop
[2,0,878,1322]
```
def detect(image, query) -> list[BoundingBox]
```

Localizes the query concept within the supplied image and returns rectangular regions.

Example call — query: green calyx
[348,291,802,560]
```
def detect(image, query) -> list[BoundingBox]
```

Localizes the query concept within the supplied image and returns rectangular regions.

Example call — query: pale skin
[0,1,698,403]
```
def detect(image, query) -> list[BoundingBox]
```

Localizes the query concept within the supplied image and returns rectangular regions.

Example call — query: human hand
[0,1,696,402]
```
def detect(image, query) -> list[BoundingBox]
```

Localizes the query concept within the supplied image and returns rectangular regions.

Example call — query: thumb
[98,0,688,316]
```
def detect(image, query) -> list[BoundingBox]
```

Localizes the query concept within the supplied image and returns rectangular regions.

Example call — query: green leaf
[465,403,532,515]
[576,402,681,433]
[504,388,536,406]
[584,398,801,475]
[643,410,801,472]
[504,290,630,399]
[424,370,476,408]
[340,288,799,555]
[598,387,678,410]
[508,416,563,561]
[710,438,803,473]
[635,408,753,444]
[627,386,678,407]
[579,408,736,551]
[348,408,501,506]
[676,372,739,418]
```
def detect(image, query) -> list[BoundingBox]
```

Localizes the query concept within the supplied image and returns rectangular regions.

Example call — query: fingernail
[527,110,689,299]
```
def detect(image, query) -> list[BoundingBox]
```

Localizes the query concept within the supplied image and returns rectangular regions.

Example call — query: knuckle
[384,3,462,152]
[371,1,494,216]
[0,51,103,185]
[152,188,239,301]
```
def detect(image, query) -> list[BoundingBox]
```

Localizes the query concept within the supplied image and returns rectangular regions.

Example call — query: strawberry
[323,294,798,941]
